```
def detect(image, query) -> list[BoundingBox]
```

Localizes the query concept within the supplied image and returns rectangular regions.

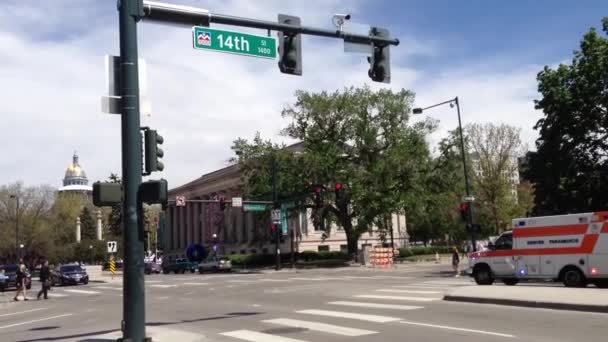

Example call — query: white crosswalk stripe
[149,284,178,288]
[377,289,442,294]
[262,318,377,336]
[296,309,401,323]
[183,282,209,286]
[355,294,439,302]
[328,301,423,311]
[258,279,292,282]
[220,330,307,342]
[93,286,122,291]
[63,289,100,295]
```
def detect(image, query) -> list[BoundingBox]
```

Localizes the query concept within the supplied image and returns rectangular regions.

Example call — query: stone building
[163,149,409,259]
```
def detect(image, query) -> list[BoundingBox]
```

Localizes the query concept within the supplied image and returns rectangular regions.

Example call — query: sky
[1,0,607,190]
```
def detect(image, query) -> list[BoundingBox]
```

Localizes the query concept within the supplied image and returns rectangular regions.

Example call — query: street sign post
[176,196,186,206]
[192,26,277,59]
[232,197,242,207]
[243,203,267,212]
[107,241,118,253]
[271,209,282,224]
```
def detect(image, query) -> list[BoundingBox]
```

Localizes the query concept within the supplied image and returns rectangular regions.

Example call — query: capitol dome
[59,152,92,193]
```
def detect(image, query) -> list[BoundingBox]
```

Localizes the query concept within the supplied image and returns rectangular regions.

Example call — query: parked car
[145,262,162,275]
[198,256,232,273]
[0,265,32,290]
[51,264,89,286]
[162,258,197,274]
[0,271,8,292]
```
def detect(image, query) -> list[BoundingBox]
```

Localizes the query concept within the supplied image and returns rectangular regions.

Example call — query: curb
[443,295,608,314]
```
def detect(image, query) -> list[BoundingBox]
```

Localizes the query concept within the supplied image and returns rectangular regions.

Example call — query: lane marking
[369,276,412,279]
[392,285,449,289]
[263,318,377,336]
[355,295,439,302]
[258,279,291,282]
[158,296,169,300]
[0,308,47,318]
[398,321,515,338]
[63,289,100,295]
[145,280,164,283]
[220,329,307,342]
[48,293,68,297]
[296,309,400,323]
[183,282,209,286]
[0,313,73,330]
[378,289,441,294]
[328,301,423,311]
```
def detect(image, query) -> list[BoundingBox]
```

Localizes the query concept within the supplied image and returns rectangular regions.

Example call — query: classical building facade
[164,162,409,258]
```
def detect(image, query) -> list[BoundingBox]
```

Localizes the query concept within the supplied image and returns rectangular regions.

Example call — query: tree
[80,206,96,241]
[466,123,526,234]
[234,86,434,258]
[526,17,608,214]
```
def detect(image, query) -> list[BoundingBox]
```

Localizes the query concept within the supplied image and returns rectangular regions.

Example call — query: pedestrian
[452,246,460,277]
[37,260,50,300]
[13,264,29,301]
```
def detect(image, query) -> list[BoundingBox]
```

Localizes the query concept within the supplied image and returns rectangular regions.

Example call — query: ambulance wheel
[473,264,494,285]
[561,267,587,288]
[502,278,519,286]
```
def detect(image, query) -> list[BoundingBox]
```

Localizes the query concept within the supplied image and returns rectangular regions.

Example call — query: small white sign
[232,197,242,207]
[107,241,117,253]
[271,209,281,223]
[176,196,186,206]
[463,196,476,202]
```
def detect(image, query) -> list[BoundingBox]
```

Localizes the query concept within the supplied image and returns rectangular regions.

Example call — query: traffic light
[335,183,344,202]
[144,129,164,174]
[367,27,391,83]
[219,197,227,211]
[277,14,302,76]
[314,186,324,208]
[460,202,469,222]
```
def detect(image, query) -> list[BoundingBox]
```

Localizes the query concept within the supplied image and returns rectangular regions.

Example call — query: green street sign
[243,204,268,212]
[192,26,277,59]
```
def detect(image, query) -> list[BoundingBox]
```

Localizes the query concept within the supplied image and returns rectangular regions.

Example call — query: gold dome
[63,152,88,184]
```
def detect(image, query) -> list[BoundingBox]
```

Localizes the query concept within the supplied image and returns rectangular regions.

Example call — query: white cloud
[0,0,547,191]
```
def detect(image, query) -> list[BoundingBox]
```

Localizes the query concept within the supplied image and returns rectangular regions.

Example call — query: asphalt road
[1,264,606,342]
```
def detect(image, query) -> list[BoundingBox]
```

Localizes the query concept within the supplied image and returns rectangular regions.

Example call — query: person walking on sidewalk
[37,260,50,300]
[13,264,29,301]
[452,246,461,277]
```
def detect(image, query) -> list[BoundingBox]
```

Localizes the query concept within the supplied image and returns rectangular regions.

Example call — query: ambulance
[469,211,608,288]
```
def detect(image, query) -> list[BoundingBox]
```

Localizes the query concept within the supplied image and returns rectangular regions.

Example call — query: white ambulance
[469,211,608,288]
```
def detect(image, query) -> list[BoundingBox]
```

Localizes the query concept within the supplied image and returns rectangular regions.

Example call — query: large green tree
[80,206,96,241]
[233,86,434,258]
[526,18,608,214]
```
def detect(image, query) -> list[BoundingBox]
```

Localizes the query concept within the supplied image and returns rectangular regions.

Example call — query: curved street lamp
[412,97,477,252]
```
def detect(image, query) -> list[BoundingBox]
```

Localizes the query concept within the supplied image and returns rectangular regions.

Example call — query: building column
[179,205,186,251]
[76,217,81,243]
[172,205,179,251]
[96,209,103,241]
[186,203,193,248]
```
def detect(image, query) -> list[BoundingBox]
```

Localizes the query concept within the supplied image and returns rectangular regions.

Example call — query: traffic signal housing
[335,183,344,203]
[460,202,469,222]
[314,186,324,208]
[277,14,302,76]
[144,129,164,174]
[367,27,391,83]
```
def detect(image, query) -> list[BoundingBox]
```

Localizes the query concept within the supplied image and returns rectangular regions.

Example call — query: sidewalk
[444,284,608,313]
[68,326,210,342]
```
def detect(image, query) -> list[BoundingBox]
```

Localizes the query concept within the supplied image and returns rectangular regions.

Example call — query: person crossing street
[37,260,50,300]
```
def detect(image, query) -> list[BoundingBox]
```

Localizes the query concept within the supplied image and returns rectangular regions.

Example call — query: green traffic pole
[118,0,146,340]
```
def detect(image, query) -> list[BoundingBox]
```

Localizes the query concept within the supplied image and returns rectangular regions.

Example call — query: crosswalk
[218,278,474,342]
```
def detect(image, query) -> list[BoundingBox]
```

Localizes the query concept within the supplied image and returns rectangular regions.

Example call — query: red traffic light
[460,203,468,211]
[315,187,322,193]
[335,183,342,190]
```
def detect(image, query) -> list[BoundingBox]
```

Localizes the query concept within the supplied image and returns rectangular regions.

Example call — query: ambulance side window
[494,233,513,250]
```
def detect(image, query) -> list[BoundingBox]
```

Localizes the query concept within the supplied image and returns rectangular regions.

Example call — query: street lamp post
[10,195,20,260]
[413,97,477,252]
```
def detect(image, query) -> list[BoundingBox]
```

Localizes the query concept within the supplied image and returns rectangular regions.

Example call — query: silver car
[198,257,232,273]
